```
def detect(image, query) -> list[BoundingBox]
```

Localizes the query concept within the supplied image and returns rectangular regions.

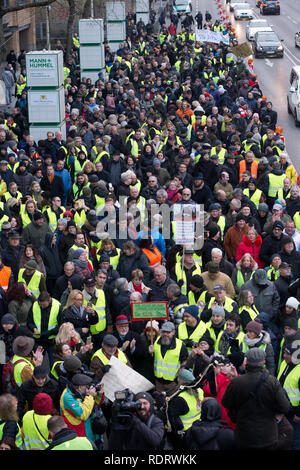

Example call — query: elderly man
[53,261,84,301]
[90,333,131,381]
[150,321,188,392]
[283,220,300,251]
[148,265,176,302]
[209,247,234,277]
[263,203,292,235]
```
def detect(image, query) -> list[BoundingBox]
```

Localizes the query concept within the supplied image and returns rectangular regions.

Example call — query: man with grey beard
[150,321,188,392]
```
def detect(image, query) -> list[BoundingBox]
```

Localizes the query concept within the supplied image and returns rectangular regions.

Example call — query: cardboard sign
[230,41,253,58]
[100,356,154,402]
[131,301,169,321]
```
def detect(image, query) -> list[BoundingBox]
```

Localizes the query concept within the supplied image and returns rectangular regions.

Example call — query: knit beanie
[212,305,225,317]
[184,305,199,319]
[73,248,85,259]
[1,314,16,326]
[32,393,54,415]
[286,297,300,311]
[245,320,262,337]
[190,274,204,289]
[284,317,298,331]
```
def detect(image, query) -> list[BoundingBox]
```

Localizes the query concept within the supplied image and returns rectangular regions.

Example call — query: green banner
[131,302,169,321]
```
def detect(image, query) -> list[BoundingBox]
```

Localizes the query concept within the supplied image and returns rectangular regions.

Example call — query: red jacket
[202,372,236,430]
[235,233,265,268]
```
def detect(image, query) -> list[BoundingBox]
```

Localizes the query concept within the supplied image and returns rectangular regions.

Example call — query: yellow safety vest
[243,188,262,208]
[73,208,87,228]
[96,249,120,270]
[175,262,202,296]
[216,215,226,241]
[178,388,204,430]
[268,173,286,198]
[32,298,61,340]
[0,421,22,448]
[277,361,300,407]
[153,337,183,381]
[45,207,65,232]
[83,289,106,334]
[294,212,300,230]
[11,355,34,387]
[177,321,207,351]
[18,269,43,299]
[188,290,209,314]
[205,321,226,352]
[22,411,52,450]
[91,348,128,365]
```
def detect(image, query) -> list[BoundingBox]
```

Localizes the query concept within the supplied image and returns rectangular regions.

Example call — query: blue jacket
[55,168,72,195]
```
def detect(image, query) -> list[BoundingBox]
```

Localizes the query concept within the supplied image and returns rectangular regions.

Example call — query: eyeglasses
[75,297,83,301]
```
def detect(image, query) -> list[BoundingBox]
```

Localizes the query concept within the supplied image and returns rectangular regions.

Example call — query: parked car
[246,19,272,40]
[295,32,300,48]
[260,0,280,15]
[253,30,284,58]
[287,66,300,127]
[234,3,253,20]
[230,0,247,11]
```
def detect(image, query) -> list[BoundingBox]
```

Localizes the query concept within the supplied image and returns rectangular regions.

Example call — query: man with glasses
[141,175,160,200]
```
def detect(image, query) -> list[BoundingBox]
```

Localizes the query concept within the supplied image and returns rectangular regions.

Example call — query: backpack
[2,359,25,394]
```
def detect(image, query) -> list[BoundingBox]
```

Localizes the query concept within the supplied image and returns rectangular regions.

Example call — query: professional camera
[110,389,142,431]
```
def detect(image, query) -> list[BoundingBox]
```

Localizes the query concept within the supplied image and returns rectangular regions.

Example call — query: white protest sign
[195,29,230,45]
[100,355,154,402]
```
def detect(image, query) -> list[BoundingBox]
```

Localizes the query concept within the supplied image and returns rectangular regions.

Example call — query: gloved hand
[101,365,111,374]
[177,429,185,437]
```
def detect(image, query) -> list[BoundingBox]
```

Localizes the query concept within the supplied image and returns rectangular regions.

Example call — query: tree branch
[1,0,57,17]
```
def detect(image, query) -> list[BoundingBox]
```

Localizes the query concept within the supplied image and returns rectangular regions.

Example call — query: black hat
[190,274,204,289]
[100,253,110,263]
[84,277,96,287]
[63,355,82,373]
[284,317,298,331]
[33,366,48,378]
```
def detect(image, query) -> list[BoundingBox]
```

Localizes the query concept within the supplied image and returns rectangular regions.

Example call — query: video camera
[111,389,142,431]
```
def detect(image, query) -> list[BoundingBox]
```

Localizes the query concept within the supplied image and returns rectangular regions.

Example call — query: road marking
[265,58,273,67]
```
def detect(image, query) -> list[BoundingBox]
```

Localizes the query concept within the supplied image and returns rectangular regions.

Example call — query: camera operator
[60,373,106,450]
[108,391,165,451]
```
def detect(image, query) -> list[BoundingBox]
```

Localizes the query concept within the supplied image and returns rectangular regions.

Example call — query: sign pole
[150,318,153,356]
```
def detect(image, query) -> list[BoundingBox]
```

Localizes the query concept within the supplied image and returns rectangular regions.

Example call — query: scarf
[47,173,54,183]
[73,258,88,269]
[132,281,143,293]
[244,333,263,347]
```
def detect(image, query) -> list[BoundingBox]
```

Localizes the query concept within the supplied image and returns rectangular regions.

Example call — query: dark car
[260,0,280,14]
[253,30,284,58]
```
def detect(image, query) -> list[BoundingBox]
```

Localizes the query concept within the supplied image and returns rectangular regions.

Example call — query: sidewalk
[0,61,18,113]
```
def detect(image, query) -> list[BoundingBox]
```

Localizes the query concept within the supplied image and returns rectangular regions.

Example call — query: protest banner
[100,356,154,402]
[195,29,230,45]
[131,301,169,322]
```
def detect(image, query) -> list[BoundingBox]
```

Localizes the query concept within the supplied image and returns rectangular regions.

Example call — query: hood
[261,329,271,345]
[44,232,54,248]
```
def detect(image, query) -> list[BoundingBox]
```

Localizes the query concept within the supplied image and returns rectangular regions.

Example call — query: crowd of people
[0,1,299,452]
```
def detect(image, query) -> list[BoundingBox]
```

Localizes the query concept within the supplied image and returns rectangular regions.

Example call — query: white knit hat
[145,320,160,332]
[286,297,300,311]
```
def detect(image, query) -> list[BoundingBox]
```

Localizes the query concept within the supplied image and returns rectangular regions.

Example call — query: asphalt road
[191,0,300,171]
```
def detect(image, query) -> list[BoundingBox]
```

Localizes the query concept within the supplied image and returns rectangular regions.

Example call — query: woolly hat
[33,393,54,415]
[212,305,225,317]
[33,211,44,221]
[115,315,130,325]
[33,366,48,378]
[73,248,85,259]
[245,347,266,364]
[184,305,199,319]
[1,314,16,325]
[284,317,298,331]
[246,320,263,337]
[286,297,300,311]
[177,368,195,384]
[190,274,204,289]
[145,320,160,332]
[207,261,220,273]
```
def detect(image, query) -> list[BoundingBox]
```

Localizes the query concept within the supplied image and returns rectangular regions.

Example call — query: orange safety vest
[239,160,258,182]
[142,246,162,268]
[0,265,11,292]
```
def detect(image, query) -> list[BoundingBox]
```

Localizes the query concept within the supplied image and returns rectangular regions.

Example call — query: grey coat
[241,278,280,320]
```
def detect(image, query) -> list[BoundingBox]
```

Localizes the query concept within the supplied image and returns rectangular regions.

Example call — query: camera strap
[164,363,215,433]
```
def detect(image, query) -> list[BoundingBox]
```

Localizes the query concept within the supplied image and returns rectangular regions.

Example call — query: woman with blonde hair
[94,236,121,270]
[231,253,258,295]
[0,394,22,449]
[82,160,96,177]
[61,289,98,343]
[238,289,260,331]
[55,321,82,349]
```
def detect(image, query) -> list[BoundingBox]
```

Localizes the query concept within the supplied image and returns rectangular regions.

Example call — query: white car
[246,19,273,40]
[230,0,247,11]
[234,3,253,20]
[295,32,300,48]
